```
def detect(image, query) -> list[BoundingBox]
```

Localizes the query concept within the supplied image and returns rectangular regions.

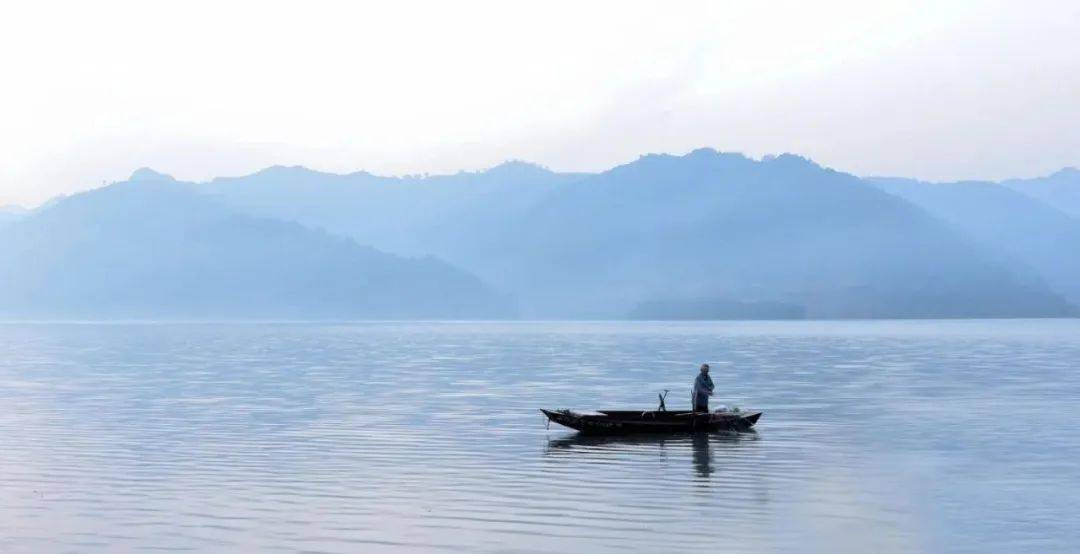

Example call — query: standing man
[693,363,714,412]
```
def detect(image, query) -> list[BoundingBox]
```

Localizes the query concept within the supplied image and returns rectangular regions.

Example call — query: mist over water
[1,320,1078,552]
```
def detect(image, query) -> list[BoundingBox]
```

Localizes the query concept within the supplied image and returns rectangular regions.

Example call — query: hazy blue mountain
[202,161,585,258]
[1003,168,1080,218]
[490,150,1071,317]
[202,150,1075,319]
[0,169,511,319]
[870,177,1080,305]
[0,205,27,226]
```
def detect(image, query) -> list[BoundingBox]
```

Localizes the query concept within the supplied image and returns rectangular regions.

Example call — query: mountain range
[0,170,510,318]
[1002,168,1080,219]
[1,149,1077,319]
[870,176,1080,307]
[0,205,26,225]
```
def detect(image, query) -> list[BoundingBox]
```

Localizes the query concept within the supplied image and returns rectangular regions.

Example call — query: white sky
[1,0,1078,206]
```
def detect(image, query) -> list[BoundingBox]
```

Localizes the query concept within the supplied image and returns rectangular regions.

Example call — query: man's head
[700,363,710,374]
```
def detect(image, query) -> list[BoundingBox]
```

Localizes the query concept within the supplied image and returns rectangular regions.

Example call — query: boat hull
[541,409,761,434]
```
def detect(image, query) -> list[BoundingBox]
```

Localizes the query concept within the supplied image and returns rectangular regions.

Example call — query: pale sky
[1,0,1078,206]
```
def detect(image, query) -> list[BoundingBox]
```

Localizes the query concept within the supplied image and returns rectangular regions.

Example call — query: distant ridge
[0,175,513,319]
[869,176,1080,306]
[1002,167,1080,218]
[194,148,1077,319]
[0,204,27,225]
[128,167,177,182]
[5,149,1076,319]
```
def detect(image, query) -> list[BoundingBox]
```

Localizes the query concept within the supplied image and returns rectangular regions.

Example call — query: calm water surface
[1,320,1078,553]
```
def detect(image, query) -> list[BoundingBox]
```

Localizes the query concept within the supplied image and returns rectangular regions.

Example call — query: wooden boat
[540,408,762,434]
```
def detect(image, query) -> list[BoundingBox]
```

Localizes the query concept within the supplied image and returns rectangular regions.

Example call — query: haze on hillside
[0,170,511,319]
[2,150,1077,320]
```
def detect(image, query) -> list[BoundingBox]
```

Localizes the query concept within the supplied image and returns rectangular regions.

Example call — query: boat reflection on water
[545,430,759,479]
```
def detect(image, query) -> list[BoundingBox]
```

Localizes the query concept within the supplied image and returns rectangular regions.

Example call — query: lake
[1,320,1077,552]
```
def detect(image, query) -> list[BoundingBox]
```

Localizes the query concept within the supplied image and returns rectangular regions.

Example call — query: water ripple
[1,320,1078,552]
